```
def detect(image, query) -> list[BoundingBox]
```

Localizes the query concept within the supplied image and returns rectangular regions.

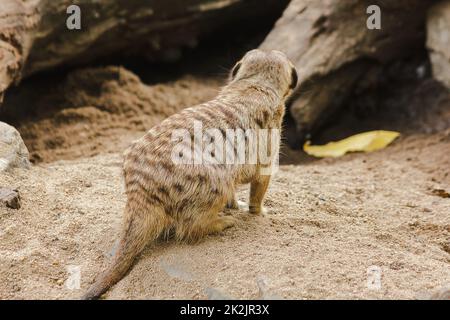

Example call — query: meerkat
[82,49,298,299]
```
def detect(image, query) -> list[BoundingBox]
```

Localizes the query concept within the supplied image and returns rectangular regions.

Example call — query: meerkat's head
[229,49,298,97]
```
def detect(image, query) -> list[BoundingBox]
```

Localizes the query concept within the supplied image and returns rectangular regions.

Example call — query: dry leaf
[303,130,400,158]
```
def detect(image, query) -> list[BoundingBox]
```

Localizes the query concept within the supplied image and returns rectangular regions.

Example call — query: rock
[0,122,30,171]
[205,287,235,300]
[429,288,450,300]
[419,285,450,300]
[260,0,434,142]
[427,1,450,89]
[0,187,21,209]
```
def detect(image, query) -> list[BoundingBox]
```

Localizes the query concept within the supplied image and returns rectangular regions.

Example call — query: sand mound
[1,67,220,163]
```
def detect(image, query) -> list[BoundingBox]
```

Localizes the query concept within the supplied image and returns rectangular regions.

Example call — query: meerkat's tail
[81,204,167,300]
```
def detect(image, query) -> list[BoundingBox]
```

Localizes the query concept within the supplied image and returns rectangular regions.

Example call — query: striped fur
[82,49,297,299]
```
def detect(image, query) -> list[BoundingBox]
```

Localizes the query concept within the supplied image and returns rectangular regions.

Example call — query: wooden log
[0,0,287,103]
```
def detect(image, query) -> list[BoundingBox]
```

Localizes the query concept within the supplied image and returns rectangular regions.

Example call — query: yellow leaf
[303,130,400,158]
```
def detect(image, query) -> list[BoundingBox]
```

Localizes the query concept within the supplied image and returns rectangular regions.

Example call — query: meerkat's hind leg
[208,215,237,233]
[179,204,237,243]
[185,214,237,242]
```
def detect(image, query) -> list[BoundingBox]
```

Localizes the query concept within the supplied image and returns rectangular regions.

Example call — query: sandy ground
[0,60,449,299]
[0,131,449,300]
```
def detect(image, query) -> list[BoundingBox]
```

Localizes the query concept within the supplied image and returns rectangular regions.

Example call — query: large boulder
[0,121,30,171]
[427,0,450,89]
[260,0,435,141]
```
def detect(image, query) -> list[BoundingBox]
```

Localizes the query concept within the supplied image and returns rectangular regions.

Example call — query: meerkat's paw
[249,205,268,215]
[213,215,237,232]
[225,200,249,212]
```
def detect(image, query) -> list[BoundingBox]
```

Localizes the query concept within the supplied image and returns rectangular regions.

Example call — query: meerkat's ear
[290,67,298,89]
[231,62,242,80]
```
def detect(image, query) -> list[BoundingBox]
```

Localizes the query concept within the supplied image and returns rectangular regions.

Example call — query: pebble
[0,187,21,209]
